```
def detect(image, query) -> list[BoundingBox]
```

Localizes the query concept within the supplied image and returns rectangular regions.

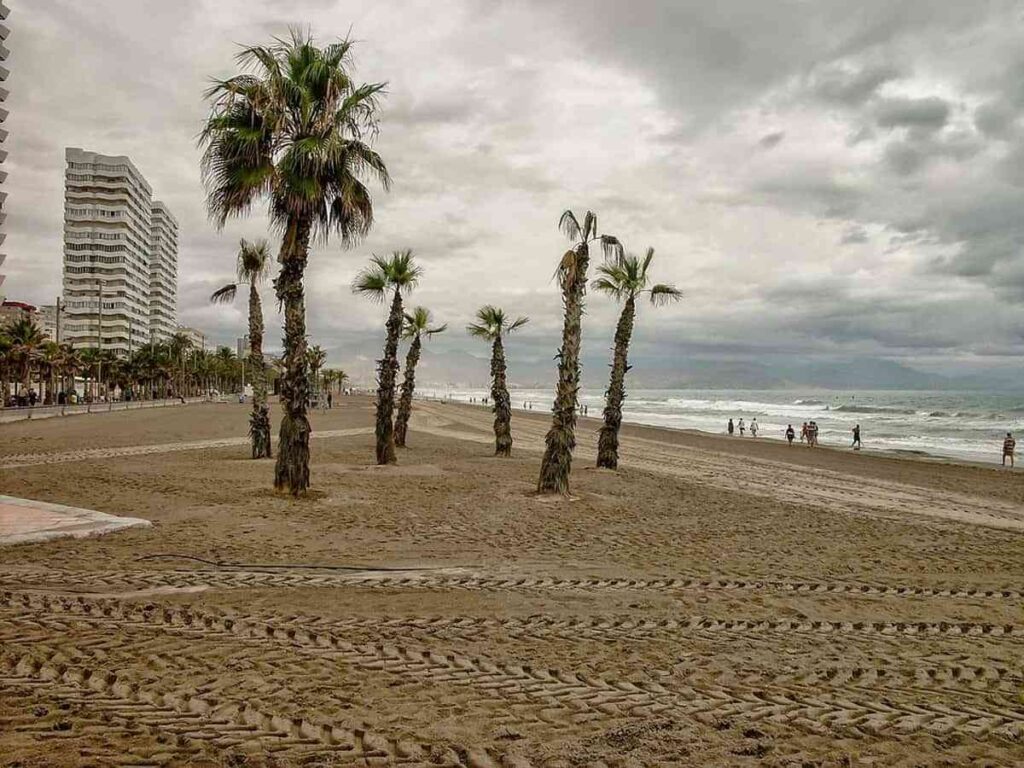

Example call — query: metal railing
[0,396,213,424]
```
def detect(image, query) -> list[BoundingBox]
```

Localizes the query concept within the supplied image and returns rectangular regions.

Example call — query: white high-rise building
[149,200,178,342]
[62,148,177,354]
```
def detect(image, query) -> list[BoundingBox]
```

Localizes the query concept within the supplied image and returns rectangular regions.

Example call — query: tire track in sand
[3,593,1023,742]
[2,569,1019,601]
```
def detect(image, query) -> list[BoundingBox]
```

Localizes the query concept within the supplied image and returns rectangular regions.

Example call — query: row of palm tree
[199,32,680,495]
[0,316,259,406]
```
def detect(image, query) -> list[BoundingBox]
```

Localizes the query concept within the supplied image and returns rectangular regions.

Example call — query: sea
[419,388,1024,465]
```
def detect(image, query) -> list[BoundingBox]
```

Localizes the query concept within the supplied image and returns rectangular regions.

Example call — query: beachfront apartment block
[0,2,10,302]
[149,201,179,341]
[62,148,178,354]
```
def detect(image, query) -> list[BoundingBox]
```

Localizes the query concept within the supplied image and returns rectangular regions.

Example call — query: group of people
[727,417,760,437]
[729,417,864,451]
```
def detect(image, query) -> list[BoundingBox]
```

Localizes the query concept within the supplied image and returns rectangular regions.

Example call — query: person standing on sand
[727,418,734,436]
[750,418,759,437]
[1003,432,1015,467]
[738,418,745,436]
[852,424,861,450]
[800,422,808,443]
[786,424,795,445]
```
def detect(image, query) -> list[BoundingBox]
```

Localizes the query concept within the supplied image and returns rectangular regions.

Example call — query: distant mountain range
[400,351,1023,392]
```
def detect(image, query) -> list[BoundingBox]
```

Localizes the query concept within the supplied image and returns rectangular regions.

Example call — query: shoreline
[419,394,1017,473]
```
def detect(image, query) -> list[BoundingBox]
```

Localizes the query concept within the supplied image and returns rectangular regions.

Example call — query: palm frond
[466,322,494,340]
[210,283,239,304]
[648,284,683,306]
[352,264,389,301]
[508,316,529,333]
[600,235,624,262]
[558,210,581,242]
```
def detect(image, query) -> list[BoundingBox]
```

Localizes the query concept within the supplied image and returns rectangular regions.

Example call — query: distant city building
[0,299,35,327]
[177,325,206,351]
[38,303,58,341]
[236,335,249,358]
[0,2,10,302]
[62,148,178,354]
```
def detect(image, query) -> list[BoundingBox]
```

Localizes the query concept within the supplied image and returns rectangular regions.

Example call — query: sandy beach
[1,396,1022,766]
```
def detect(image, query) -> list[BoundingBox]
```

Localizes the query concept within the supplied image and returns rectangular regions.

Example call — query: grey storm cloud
[3,0,1024,385]
[874,96,951,131]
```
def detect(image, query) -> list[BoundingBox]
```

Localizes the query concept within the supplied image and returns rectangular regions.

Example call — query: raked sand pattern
[0,398,1022,766]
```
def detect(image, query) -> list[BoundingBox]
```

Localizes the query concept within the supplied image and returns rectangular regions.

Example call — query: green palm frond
[238,238,272,283]
[508,316,529,333]
[466,305,527,341]
[354,249,421,301]
[199,30,390,247]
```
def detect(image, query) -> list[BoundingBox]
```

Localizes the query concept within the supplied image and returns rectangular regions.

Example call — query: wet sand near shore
[0,396,1022,766]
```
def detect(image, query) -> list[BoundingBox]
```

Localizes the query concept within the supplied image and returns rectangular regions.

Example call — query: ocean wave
[792,398,825,405]
[832,404,916,415]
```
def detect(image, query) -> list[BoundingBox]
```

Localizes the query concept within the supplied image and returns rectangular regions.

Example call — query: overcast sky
[5,0,1024,385]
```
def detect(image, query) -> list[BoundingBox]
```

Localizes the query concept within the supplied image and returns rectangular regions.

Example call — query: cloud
[874,96,951,131]
[4,0,1024,386]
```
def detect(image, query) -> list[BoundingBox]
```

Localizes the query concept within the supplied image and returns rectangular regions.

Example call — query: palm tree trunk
[374,288,403,464]
[249,281,272,459]
[537,244,589,494]
[273,216,313,494]
[491,335,513,457]
[394,332,421,448]
[597,295,635,469]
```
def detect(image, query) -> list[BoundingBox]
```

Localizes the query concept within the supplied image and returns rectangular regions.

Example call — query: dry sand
[0,395,1022,767]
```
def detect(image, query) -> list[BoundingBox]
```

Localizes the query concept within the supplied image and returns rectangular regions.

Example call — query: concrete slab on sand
[0,495,151,546]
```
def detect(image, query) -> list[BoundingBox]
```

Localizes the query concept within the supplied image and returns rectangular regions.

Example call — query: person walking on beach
[800,422,808,443]
[852,424,861,450]
[738,418,745,436]
[327,391,333,409]
[727,418,734,436]
[1003,432,1016,467]
[750,418,759,437]
[786,424,795,445]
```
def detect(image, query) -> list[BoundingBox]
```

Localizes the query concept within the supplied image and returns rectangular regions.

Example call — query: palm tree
[537,210,622,494]
[592,248,682,469]
[200,30,391,495]
[0,331,12,404]
[394,307,446,447]
[5,317,46,400]
[211,239,274,458]
[353,250,422,464]
[307,344,327,403]
[467,306,529,457]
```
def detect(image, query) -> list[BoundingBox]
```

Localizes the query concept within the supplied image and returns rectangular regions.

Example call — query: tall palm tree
[200,30,390,495]
[537,210,622,494]
[394,307,446,447]
[467,306,529,457]
[211,238,274,458]
[353,250,422,464]
[592,248,682,469]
